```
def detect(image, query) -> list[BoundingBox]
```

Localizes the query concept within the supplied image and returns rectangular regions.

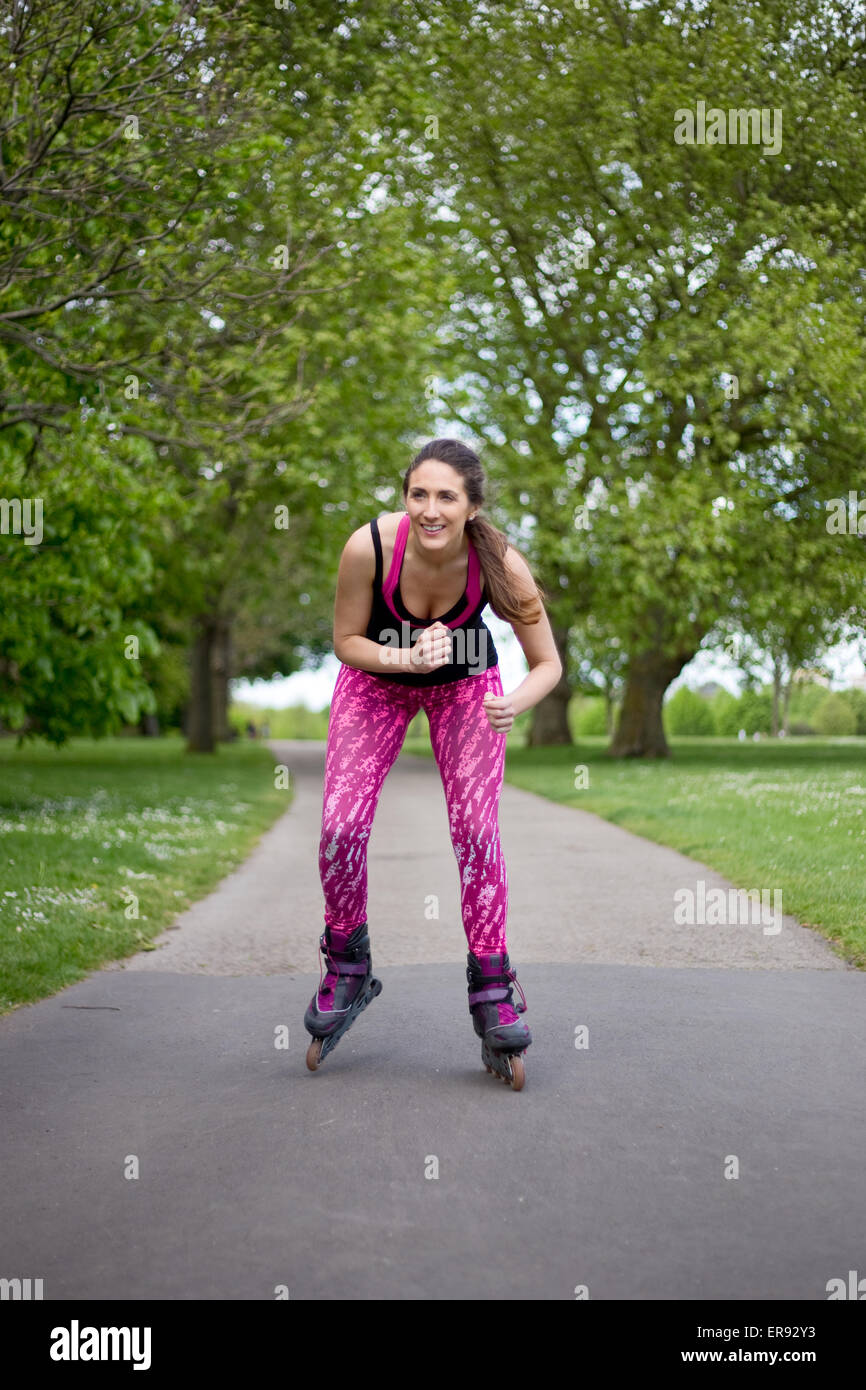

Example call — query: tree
[0,0,445,748]
[664,686,716,736]
[813,692,857,736]
[353,0,866,755]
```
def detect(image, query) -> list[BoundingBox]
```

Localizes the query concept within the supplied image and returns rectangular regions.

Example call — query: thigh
[322,664,418,818]
[424,667,506,816]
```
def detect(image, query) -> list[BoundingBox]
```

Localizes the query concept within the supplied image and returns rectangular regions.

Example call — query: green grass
[408,733,866,968]
[0,734,291,1015]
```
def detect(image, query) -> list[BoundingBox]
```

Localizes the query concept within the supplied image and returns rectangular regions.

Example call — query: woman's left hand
[482,691,515,734]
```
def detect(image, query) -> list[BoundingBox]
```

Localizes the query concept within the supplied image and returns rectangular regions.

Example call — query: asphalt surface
[1,739,863,1301]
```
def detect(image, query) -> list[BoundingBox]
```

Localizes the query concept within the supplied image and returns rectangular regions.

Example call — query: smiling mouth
[421,524,445,533]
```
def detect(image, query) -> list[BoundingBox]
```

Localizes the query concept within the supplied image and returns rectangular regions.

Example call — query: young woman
[304,438,562,1089]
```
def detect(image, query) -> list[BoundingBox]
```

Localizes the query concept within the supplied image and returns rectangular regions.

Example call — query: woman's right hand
[409,620,452,673]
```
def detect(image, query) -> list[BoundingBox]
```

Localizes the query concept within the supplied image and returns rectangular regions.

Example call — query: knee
[319,816,367,866]
[450,811,500,858]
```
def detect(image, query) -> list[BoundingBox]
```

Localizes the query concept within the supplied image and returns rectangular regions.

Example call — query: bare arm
[332,524,451,675]
[498,548,563,719]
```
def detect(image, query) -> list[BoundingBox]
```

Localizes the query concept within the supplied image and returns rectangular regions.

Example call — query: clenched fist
[482,691,515,735]
[409,620,452,673]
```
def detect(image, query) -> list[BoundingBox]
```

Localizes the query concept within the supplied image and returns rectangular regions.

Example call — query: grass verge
[0,734,290,1015]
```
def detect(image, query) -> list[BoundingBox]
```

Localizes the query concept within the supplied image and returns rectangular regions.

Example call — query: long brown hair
[404,438,548,625]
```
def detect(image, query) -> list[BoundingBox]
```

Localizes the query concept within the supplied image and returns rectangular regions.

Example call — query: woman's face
[405,461,474,549]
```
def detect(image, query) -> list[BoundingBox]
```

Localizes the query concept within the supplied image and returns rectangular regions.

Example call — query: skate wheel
[306,1037,323,1072]
[509,1055,525,1091]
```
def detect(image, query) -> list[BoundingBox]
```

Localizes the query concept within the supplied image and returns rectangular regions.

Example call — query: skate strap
[328,959,369,975]
[469,986,509,1005]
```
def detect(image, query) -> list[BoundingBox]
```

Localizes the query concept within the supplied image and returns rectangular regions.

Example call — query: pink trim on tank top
[382,513,481,627]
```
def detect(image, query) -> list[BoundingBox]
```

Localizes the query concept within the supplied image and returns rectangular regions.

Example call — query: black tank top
[364,513,499,686]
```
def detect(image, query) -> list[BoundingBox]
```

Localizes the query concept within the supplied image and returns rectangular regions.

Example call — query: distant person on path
[246,720,257,739]
[304,437,562,1089]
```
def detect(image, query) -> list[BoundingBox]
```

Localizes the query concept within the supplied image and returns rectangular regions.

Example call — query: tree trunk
[771,657,783,737]
[782,676,793,735]
[139,713,160,737]
[610,649,695,758]
[604,680,616,738]
[212,616,234,742]
[527,624,572,746]
[187,617,217,753]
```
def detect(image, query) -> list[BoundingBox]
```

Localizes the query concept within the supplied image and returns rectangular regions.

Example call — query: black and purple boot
[304,922,382,1070]
[466,950,531,1090]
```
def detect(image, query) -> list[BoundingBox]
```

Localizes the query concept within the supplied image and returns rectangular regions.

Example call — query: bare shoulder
[342,518,374,548]
[376,511,403,538]
[338,519,376,580]
[340,512,402,576]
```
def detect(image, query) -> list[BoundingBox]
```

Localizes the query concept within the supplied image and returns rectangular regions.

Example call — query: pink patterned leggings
[319,662,508,955]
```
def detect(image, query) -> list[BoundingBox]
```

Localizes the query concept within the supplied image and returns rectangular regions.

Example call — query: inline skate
[304,921,382,1070]
[466,950,531,1091]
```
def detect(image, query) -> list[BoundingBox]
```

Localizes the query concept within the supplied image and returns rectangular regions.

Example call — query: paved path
[106,740,848,974]
[1,739,863,1301]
